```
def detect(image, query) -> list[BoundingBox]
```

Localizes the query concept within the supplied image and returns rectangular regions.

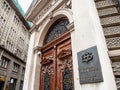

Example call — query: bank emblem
[82,52,93,63]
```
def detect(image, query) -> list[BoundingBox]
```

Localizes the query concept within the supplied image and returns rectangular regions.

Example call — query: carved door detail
[40,36,74,90]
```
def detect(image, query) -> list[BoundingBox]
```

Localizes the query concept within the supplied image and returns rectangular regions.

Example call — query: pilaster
[3,60,13,90]
[71,0,117,90]
[23,31,36,90]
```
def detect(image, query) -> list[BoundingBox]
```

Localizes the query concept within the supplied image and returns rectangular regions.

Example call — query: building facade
[0,0,30,90]
[24,0,120,90]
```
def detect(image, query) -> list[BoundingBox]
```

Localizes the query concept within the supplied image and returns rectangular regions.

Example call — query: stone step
[98,6,119,18]
[96,0,116,10]
[101,15,120,27]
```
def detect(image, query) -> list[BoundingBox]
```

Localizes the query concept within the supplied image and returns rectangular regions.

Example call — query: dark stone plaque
[77,46,103,84]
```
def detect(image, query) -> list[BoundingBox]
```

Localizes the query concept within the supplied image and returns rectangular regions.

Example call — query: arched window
[44,18,69,44]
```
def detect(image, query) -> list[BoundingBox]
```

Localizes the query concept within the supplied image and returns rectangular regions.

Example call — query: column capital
[33,46,42,54]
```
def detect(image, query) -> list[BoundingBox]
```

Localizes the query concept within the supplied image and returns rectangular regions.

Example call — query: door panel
[56,39,73,90]
[40,38,74,90]
[40,49,55,90]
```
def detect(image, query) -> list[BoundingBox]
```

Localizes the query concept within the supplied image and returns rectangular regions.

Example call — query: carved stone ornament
[81,52,93,63]
[33,46,41,54]
[65,0,72,9]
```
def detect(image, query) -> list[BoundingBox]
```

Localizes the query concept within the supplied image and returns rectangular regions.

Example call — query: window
[6,40,14,52]
[2,1,6,8]
[44,18,69,44]
[13,15,20,25]
[0,16,6,27]
[12,63,20,73]
[1,1,11,14]
[0,56,9,68]
[16,49,22,57]
[19,80,23,90]
[19,37,24,46]
[22,68,25,76]
[9,78,17,90]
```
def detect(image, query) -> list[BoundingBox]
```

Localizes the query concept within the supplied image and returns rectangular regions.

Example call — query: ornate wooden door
[40,32,74,90]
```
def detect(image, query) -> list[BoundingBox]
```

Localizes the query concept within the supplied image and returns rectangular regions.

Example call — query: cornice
[26,0,50,21]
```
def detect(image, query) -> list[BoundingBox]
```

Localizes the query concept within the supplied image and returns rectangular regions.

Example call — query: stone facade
[95,0,120,89]
[0,0,30,90]
[24,0,120,90]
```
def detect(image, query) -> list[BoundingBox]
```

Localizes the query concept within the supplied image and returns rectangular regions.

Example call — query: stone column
[15,66,22,90]
[0,49,4,59]
[32,47,41,90]
[71,0,117,90]
[23,31,36,90]
[3,60,13,90]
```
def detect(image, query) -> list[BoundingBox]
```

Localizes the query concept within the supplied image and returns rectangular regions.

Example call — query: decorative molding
[65,0,72,9]
[58,56,72,72]
[58,49,72,59]
[34,0,59,23]
[106,37,120,49]
[58,49,72,72]
[33,0,69,24]
[47,12,53,19]
[104,26,120,36]
[112,62,120,76]
[67,22,74,32]
[41,56,53,65]
[116,77,120,89]
[33,46,41,54]
[113,62,120,89]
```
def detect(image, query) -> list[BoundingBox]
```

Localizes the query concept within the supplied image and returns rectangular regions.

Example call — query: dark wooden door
[40,32,74,90]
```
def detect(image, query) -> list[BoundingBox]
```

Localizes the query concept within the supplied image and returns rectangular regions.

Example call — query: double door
[40,35,74,90]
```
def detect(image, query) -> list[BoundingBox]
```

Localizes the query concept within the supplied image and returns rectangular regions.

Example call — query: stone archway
[23,9,74,90]
[37,8,73,47]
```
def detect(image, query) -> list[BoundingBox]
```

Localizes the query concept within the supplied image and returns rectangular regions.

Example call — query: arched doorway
[40,18,74,90]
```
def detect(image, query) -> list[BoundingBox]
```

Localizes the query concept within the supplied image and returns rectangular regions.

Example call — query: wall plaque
[77,46,103,84]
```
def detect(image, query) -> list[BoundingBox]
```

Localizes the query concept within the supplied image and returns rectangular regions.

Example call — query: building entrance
[0,81,4,90]
[40,19,74,90]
